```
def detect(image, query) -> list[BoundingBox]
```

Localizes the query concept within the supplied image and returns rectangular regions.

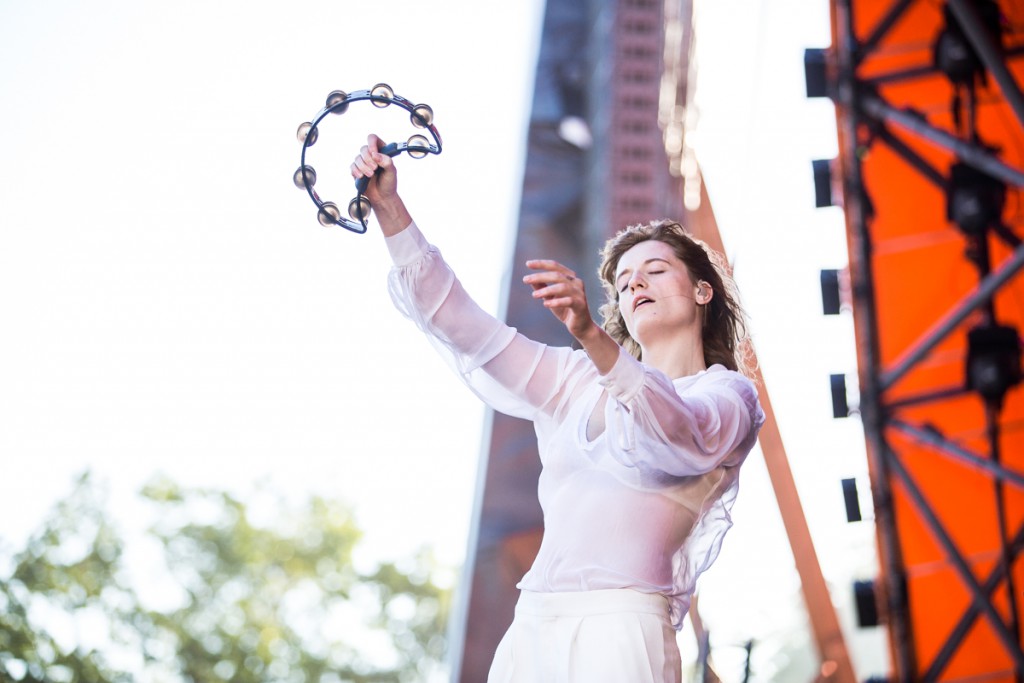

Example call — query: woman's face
[614,240,703,345]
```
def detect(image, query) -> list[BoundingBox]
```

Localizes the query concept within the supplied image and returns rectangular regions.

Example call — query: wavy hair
[597,219,754,377]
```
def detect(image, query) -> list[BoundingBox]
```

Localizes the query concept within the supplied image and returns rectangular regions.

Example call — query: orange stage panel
[828,0,1024,680]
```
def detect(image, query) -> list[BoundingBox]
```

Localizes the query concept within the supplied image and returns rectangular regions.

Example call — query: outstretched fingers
[524,261,578,290]
[525,259,575,276]
[522,261,613,367]
[523,259,592,330]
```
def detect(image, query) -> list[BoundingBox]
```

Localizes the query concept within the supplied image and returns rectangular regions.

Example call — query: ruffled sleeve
[385,222,592,422]
[667,465,743,628]
[597,346,763,486]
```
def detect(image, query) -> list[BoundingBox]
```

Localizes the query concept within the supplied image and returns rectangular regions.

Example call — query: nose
[627,271,647,292]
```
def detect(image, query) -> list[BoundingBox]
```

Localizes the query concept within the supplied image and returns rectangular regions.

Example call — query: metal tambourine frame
[292,83,443,233]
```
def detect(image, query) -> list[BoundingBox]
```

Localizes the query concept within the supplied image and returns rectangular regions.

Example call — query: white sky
[0,0,887,680]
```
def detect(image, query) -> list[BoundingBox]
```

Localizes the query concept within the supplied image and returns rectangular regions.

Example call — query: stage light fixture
[812,158,837,208]
[830,373,850,419]
[842,477,862,523]
[854,579,880,628]
[966,323,1022,405]
[933,0,1002,86]
[934,20,981,85]
[821,269,841,315]
[946,162,1007,235]
[804,48,830,99]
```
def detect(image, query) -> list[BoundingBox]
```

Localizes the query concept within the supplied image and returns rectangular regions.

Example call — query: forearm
[373,195,413,238]
[388,224,521,377]
[575,323,621,375]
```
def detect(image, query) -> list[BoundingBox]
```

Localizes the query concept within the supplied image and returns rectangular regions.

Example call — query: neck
[640,332,707,379]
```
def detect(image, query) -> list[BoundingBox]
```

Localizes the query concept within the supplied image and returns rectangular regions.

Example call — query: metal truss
[827,0,1024,680]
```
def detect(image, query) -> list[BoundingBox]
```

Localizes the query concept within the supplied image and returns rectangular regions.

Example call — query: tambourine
[293,83,443,233]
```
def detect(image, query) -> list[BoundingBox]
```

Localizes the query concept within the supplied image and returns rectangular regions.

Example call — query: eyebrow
[615,257,672,285]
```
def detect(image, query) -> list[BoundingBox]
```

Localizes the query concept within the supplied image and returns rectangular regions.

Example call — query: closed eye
[615,258,671,292]
[618,269,665,292]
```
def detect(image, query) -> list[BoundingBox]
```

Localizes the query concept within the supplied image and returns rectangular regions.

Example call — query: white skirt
[486,588,682,683]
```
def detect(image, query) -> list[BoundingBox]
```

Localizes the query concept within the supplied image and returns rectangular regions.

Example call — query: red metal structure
[819,0,1024,679]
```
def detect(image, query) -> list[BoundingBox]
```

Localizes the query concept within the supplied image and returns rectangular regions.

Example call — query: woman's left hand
[525,259,622,374]
[523,260,597,341]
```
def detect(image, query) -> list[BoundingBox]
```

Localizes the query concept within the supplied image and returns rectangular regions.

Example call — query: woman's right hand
[349,133,411,237]
[350,133,398,206]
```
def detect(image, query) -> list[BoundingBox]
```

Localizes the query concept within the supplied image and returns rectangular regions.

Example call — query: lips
[633,296,654,311]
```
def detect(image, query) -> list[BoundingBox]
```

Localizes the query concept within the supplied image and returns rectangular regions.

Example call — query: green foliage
[0,473,452,683]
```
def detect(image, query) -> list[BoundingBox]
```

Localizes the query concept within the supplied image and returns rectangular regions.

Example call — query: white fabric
[488,589,682,683]
[386,222,765,628]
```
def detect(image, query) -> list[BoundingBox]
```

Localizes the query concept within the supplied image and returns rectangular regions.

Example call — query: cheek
[618,299,631,324]
[619,302,642,337]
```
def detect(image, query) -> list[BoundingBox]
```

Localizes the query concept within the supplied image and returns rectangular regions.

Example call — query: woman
[352,135,764,682]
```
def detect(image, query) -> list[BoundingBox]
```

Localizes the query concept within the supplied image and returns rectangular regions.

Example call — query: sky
[0,1,886,680]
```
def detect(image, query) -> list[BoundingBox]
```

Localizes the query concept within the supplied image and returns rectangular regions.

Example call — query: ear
[695,280,713,305]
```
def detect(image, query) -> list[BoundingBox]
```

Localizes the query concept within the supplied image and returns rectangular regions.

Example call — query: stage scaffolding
[815,0,1024,679]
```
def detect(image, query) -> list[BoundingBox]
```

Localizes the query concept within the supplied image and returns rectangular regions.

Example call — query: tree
[0,473,451,683]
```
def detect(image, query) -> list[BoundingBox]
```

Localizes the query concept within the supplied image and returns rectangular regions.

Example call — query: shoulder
[678,364,754,391]
[680,365,764,420]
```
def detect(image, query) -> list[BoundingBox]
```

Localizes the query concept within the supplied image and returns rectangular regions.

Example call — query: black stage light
[804,48,829,99]
[966,323,1022,404]
[946,161,1006,235]
[933,0,1002,86]
[934,20,981,85]
[854,579,880,628]
[812,158,835,208]
[821,269,841,315]
[842,477,862,523]
[830,373,850,419]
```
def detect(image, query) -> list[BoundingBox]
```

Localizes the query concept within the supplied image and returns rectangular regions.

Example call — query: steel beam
[880,239,1024,391]
[859,92,1024,188]
[886,448,1024,669]
[889,419,1024,490]
[946,0,1024,131]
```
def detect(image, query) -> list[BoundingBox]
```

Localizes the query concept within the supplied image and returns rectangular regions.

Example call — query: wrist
[577,323,620,375]
[373,195,412,237]
[574,319,604,345]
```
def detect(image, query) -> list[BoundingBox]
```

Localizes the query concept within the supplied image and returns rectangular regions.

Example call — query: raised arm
[350,133,412,237]
[352,136,594,421]
[352,134,625,378]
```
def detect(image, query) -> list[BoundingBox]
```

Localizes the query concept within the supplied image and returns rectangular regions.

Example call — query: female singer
[352,134,764,683]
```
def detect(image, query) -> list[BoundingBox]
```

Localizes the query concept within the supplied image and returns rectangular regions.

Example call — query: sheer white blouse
[386,222,765,628]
